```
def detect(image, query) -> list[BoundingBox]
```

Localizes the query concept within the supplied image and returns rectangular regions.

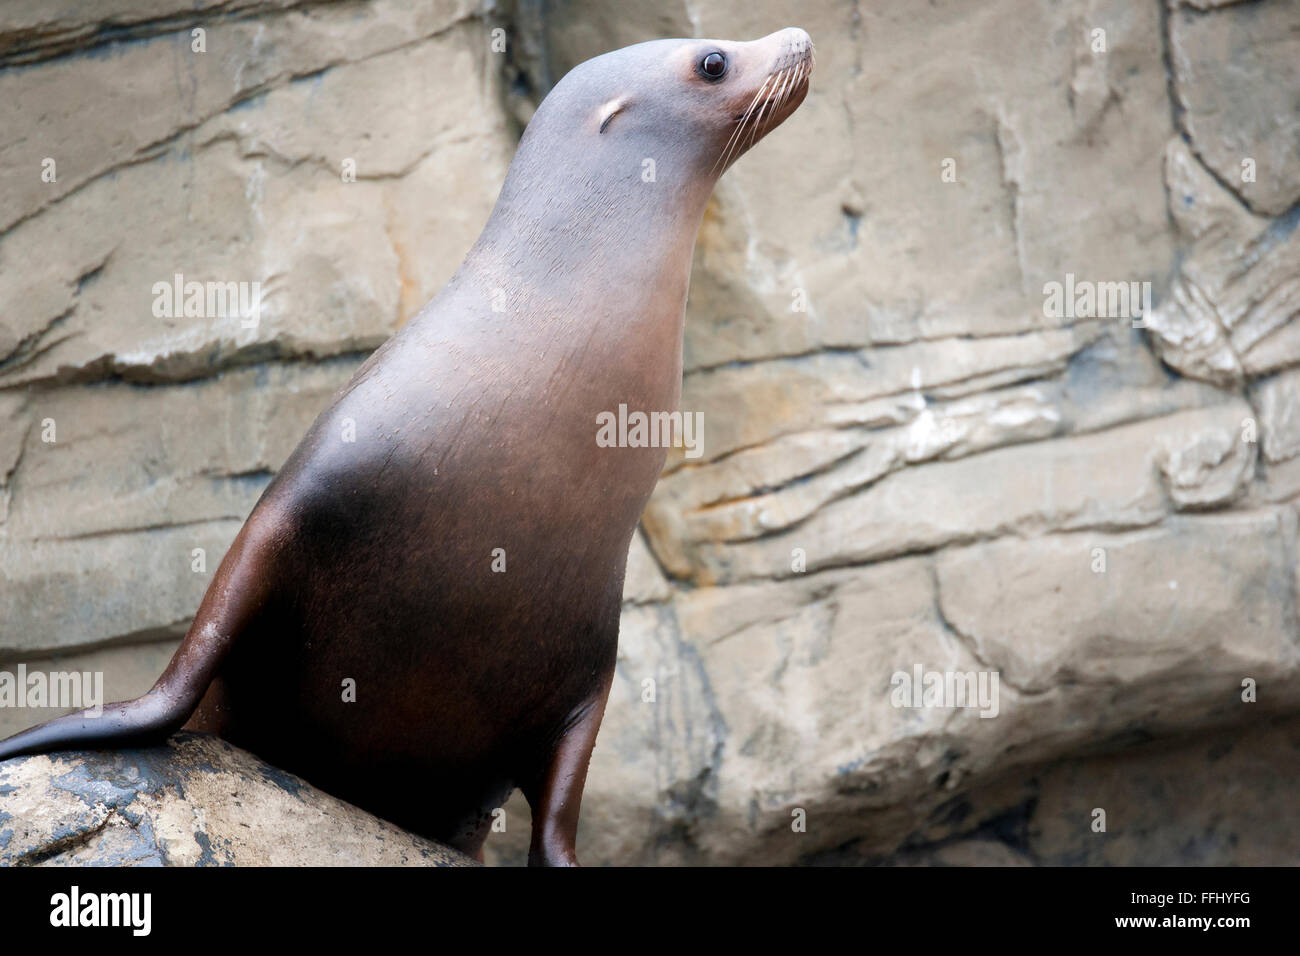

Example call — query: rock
[1143,139,1300,386]
[0,362,356,656]
[0,732,476,866]
[0,0,513,388]
[1252,368,1300,465]
[652,401,1256,586]
[1169,0,1300,216]
[623,531,673,605]
[813,712,1300,866]
[934,511,1300,698]
[543,511,1300,866]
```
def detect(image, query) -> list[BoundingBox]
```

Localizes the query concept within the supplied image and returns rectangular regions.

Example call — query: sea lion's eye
[699,52,727,80]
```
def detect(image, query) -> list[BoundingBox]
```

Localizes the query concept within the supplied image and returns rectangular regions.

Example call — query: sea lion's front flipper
[521,670,615,867]
[0,516,281,762]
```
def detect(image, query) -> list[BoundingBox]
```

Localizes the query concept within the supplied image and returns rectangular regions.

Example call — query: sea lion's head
[510,28,814,193]
[479,28,813,275]
[583,27,814,176]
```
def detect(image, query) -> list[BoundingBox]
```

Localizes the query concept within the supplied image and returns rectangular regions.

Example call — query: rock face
[815,713,1300,867]
[1,0,1298,866]
[0,733,475,865]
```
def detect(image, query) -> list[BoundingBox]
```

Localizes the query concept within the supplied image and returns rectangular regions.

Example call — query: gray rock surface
[823,712,1300,866]
[0,732,475,866]
[1,0,1298,866]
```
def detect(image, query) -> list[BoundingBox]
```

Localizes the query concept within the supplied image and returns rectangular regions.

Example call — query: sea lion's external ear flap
[598,97,627,134]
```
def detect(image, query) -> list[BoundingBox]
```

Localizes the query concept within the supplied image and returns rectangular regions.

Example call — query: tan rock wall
[1,0,1297,864]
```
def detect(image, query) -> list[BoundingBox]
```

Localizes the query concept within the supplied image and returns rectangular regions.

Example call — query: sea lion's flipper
[0,517,280,762]
[521,670,615,867]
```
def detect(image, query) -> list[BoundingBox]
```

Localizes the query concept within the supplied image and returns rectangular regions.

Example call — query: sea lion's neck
[458,122,716,320]
[404,129,716,416]
[471,171,712,307]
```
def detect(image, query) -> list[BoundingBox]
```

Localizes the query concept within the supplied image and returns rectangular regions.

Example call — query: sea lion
[0,27,814,865]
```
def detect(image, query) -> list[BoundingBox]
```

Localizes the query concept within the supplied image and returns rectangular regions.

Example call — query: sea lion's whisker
[712,43,813,174]
[746,65,788,152]
[758,68,787,131]
[715,74,774,172]
[733,77,772,147]
[783,58,807,107]
[785,58,809,105]
[772,63,797,112]
[716,78,769,171]
[741,90,772,155]
[785,60,803,98]
[785,59,806,100]
[730,75,774,150]
[769,63,799,121]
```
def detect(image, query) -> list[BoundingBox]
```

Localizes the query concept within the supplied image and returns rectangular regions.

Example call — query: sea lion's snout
[768,27,815,64]
[711,27,814,172]
[754,27,814,123]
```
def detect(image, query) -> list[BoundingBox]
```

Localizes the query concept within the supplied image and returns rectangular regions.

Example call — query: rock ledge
[0,732,475,867]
